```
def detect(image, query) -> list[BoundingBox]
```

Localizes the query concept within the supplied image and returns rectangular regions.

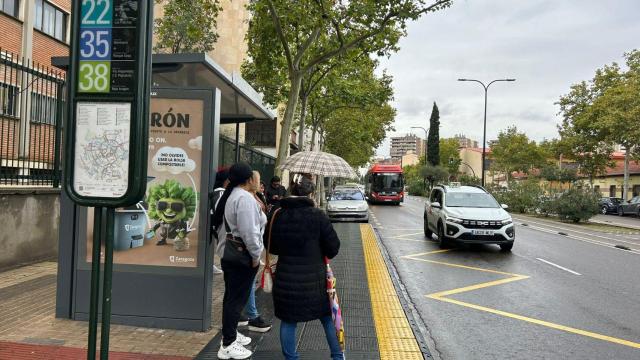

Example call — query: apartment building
[454,134,478,148]
[390,134,426,161]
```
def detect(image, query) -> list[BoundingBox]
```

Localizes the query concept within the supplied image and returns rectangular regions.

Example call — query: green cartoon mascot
[145,179,197,251]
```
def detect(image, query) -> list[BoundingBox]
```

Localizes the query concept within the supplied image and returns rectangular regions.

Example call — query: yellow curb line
[360,224,423,359]
[404,250,640,350]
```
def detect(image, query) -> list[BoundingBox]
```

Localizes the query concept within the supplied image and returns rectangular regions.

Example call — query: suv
[424,184,515,251]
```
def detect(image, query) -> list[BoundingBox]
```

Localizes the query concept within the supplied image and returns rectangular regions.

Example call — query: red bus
[364,164,404,205]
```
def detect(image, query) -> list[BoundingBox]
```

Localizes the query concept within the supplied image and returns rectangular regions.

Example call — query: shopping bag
[325,257,345,351]
[260,208,281,293]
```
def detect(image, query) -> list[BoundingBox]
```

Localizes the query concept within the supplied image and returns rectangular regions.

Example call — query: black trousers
[221,258,259,346]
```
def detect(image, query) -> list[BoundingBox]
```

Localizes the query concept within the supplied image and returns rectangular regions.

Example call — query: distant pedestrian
[265,176,287,208]
[266,177,344,360]
[210,168,230,275]
[213,163,266,359]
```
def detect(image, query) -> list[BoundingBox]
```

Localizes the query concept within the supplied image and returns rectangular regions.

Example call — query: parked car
[424,183,515,251]
[599,197,623,215]
[617,196,640,217]
[326,188,369,223]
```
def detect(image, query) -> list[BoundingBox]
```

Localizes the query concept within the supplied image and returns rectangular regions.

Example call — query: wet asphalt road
[369,196,640,360]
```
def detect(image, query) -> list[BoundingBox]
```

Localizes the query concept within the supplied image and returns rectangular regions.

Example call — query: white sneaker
[217,340,252,359]
[213,265,223,274]
[236,331,252,346]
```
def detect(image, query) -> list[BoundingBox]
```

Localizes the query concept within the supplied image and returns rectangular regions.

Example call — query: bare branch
[267,0,294,71]
[293,27,322,67]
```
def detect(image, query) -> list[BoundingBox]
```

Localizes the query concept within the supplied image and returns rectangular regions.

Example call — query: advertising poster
[87,98,204,267]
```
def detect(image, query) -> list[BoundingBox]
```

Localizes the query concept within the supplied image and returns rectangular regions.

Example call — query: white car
[326,188,369,223]
[424,184,515,251]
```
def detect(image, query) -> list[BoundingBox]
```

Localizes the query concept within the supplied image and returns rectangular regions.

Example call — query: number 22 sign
[78,0,113,93]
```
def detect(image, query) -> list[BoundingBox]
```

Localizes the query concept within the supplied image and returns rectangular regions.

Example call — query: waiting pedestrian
[212,163,266,359]
[237,171,272,333]
[266,177,344,360]
[210,168,230,275]
[265,176,287,208]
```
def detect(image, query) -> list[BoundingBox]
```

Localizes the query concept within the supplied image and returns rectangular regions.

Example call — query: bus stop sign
[64,0,152,208]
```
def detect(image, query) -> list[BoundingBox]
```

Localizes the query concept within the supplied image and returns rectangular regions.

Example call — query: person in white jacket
[212,163,266,359]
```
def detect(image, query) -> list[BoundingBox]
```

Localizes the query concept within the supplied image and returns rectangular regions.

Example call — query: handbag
[325,257,345,351]
[260,208,281,293]
[222,216,252,267]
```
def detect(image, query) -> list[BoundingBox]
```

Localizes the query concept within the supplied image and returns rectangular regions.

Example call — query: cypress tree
[427,102,440,166]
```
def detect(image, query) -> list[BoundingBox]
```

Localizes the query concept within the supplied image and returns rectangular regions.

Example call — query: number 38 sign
[65,0,151,206]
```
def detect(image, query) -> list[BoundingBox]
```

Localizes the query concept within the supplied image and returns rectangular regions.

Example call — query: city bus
[364,164,404,205]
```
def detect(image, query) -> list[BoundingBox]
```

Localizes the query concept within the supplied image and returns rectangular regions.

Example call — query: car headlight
[446,216,464,224]
[327,204,335,211]
[501,218,513,225]
[358,204,368,211]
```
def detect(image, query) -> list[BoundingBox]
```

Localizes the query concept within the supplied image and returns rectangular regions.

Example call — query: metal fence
[219,135,276,182]
[0,49,66,187]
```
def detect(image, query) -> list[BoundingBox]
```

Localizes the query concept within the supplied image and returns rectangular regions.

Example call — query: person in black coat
[267,177,344,360]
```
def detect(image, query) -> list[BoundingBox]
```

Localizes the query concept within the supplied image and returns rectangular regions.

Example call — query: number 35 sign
[65,0,152,207]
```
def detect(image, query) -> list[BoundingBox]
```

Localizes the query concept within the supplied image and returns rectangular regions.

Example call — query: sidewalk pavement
[0,224,425,360]
[589,214,640,231]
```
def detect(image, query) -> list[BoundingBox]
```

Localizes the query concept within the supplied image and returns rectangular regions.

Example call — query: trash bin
[114,206,148,251]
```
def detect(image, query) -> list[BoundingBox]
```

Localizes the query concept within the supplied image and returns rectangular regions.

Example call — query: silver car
[326,189,369,223]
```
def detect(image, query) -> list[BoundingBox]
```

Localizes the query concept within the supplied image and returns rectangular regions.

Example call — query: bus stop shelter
[53,53,275,331]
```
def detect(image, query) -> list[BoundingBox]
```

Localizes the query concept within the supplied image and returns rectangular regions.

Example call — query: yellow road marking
[360,224,423,359]
[405,251,640,350]
[431,296,640,349]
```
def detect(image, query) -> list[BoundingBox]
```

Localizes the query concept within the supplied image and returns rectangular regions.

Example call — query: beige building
[401,151,420,168]
[454,134,478,148]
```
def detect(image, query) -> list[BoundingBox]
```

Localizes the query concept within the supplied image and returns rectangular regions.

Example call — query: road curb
[371,226,438,360]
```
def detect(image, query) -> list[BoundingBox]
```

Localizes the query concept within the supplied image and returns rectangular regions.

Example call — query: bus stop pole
[87,206,103,359]
[99,208,116,359]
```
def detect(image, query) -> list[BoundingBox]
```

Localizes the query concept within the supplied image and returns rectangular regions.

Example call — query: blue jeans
[243,274,259,320]
[280,315,344,360]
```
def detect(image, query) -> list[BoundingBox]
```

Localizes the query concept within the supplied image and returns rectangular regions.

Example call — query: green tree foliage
[458,174,481,186]
[420,165,449,189]
[324,104,396,168]
[491,126,546,180]
[243,0,452,170]
[154,0,222,53]
[554,188,600,223]
[427,102,440,166]
[491,179,543,214]
[557,49,640,194]
[439,138,461,175]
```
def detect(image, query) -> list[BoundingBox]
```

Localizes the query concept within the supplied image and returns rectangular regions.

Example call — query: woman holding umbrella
[266,177,344,359]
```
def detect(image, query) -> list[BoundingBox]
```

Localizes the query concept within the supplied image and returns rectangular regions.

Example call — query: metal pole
[87,207,103,360]
[481,87,487,187]
[235,122,240,163]
[99,208,116,359]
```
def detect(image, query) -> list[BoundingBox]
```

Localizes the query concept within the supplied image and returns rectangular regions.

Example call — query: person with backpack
[212,163,266,359]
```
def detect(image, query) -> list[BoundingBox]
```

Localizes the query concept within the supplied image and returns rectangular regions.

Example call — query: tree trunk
[297,95,308,151]
[275,72,303,175]
[310,121,319,151]
[623,146,630,200]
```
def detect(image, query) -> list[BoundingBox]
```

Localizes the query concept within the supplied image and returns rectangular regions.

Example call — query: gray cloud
[376,0,640,157]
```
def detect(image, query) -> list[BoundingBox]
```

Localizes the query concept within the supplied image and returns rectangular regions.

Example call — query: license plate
[384,199,392,202]
[472,229,494,236]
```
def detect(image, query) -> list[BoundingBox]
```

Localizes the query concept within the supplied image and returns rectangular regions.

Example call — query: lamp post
[458,78,515,187]
[411,126,429,165]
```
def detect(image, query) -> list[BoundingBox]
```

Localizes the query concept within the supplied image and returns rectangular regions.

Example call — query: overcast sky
[376,0,640,157]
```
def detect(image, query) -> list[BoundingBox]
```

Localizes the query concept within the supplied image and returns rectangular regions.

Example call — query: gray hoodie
[216,187,266,261]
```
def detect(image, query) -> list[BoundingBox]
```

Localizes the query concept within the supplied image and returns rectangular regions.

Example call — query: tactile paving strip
[360,224,424,360]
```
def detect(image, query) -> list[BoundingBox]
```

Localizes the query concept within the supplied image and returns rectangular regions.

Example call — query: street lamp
[411,126,429,165]
[458,78,515,187]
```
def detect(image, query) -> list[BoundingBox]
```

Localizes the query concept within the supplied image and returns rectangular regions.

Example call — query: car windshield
[331,190,364,201]
[445,192,500,208]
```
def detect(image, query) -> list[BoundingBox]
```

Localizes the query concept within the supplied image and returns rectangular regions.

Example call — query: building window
[245,120,276,147]
[0,83,20,117]
[609,185,616,198]
[30,92,57,125]
[34,0,67,42]
[0,0,19,17]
